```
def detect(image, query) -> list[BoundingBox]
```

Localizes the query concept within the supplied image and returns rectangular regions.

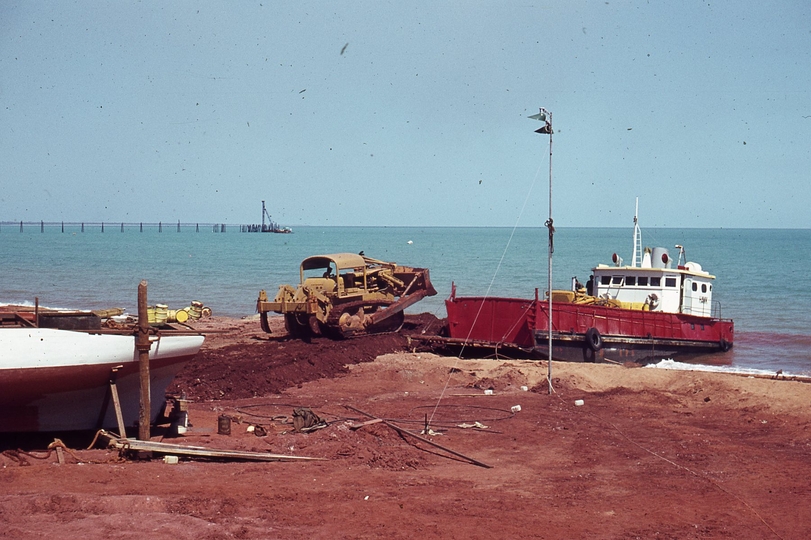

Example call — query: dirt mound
[169,313,444,401]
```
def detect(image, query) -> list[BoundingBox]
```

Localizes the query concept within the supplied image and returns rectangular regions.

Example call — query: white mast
[632,197,642,268]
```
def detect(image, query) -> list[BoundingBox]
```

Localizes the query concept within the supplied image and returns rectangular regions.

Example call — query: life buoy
[585,327,602,351]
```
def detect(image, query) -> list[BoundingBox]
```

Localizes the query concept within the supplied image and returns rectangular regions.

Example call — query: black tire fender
[720,338,732,352]
[585,327,602,351]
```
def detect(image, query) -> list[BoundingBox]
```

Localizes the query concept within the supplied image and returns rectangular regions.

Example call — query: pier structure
[1,221,230,233]
[2,201,288,234]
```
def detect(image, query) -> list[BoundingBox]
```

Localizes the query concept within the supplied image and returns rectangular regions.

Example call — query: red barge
[444,212,734,364]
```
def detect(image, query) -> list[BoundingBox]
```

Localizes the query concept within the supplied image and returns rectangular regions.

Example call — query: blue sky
[2,1,809,228]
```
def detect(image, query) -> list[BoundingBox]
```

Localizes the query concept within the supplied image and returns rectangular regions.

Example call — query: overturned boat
[444,210,734,364]
[0,310,203,433]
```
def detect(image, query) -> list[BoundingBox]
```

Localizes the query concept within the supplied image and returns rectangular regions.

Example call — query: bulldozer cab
[300,257,339,295]
[300,253,372,298]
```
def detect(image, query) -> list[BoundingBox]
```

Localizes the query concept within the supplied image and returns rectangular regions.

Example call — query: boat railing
[711,300,723,319]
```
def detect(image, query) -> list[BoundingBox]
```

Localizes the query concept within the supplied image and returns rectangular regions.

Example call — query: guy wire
[427,160,545,428]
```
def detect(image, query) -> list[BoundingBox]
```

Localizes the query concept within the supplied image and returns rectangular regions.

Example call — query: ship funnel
[651,247,670,269]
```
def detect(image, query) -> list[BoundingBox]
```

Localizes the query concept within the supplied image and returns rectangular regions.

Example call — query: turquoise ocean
[2,225,810,375]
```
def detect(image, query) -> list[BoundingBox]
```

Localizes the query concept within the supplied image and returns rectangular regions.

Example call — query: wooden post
[136,280,152,440]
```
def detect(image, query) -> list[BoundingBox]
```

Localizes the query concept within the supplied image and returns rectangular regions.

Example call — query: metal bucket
[154,304,168,325]
[217,415,231,436]
[188,301,204,320]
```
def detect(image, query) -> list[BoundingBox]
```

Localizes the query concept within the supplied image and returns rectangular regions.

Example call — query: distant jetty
[1,221,232,233]
[2,200,292,234]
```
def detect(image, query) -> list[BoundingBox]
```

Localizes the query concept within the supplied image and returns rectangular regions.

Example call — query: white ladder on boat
[632,198,642,268]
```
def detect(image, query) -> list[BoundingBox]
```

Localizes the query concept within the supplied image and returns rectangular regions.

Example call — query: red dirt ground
[1,314,809,539]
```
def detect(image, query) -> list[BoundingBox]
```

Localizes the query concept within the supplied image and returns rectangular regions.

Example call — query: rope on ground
[556,392,783,540]
[427,161,544,428]
[1,439,87,466]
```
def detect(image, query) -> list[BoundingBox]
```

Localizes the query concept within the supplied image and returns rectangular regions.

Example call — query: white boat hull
[0,328,204,433]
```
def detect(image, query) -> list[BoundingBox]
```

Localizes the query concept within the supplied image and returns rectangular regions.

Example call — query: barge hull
[445,293,734,364]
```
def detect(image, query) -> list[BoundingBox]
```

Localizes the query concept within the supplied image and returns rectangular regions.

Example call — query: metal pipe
[547,111,554,395]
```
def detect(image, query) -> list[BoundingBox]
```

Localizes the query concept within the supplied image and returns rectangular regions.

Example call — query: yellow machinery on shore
[256,253,436,338]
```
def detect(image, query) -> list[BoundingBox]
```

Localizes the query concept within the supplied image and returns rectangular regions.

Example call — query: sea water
[1,225,809,374]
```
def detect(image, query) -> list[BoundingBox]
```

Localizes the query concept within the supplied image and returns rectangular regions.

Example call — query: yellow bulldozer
[256,253,437,338]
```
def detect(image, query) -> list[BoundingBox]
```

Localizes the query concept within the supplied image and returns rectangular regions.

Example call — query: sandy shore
[1,315,810,539]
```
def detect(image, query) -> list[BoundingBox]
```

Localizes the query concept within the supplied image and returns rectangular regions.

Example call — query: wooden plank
[348,418,383,430]
[100,431,325,462]
[109,371,127,438]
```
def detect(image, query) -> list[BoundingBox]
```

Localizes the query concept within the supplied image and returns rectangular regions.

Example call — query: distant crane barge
[242,201,292,233]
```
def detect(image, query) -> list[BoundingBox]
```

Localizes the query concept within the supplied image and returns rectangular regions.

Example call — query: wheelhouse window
[601,276,611,285]
[612,276,623,285]
[626,276,636,286]
[665,277,677,287]
[650,277,661,287]
[637,277,648,286]
[692,282,698,291]
[701,284,707,293]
